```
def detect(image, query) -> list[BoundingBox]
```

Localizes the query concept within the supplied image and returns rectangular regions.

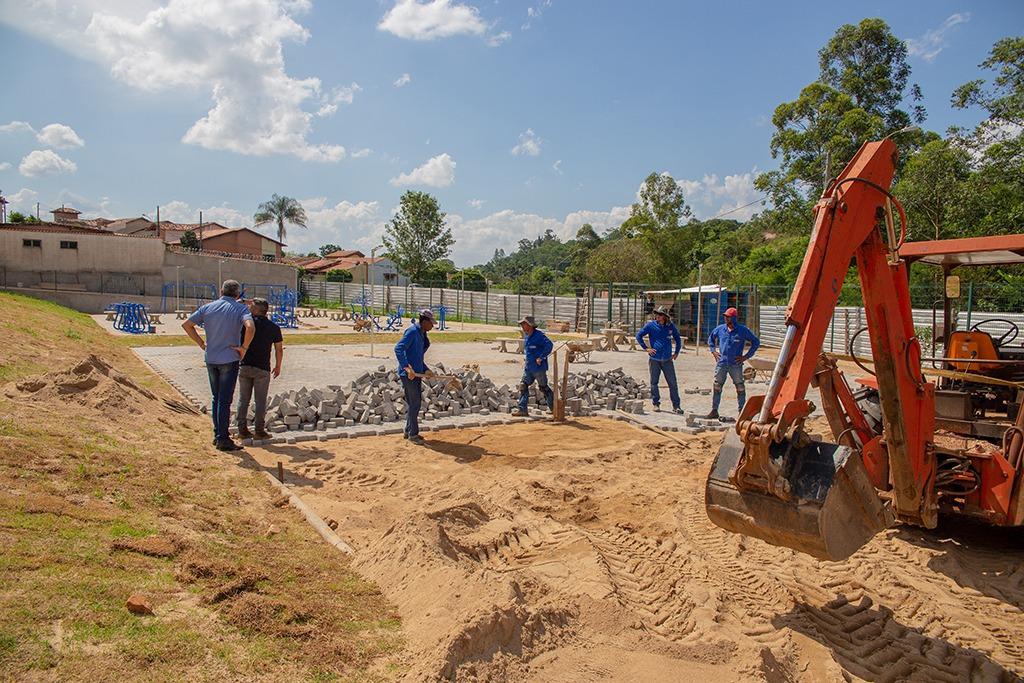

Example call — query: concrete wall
[0,225,297,312]
[1,228,165,273]
[0,287,166,313]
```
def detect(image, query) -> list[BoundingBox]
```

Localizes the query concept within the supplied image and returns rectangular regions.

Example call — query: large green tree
[894,138,970,240]
[760,18,925,204]
[584,239,654,283]
[254,194,307,244]
[319,243,343,257]
[621,172,701,280]
[383,191,454,284]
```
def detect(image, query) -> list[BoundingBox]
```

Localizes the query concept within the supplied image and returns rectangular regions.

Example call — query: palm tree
[253,194,307,245]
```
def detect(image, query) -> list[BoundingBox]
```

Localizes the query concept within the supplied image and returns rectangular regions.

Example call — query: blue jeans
[402,376,422,438]
[206,361,240,443]
[648,358,680,409]
[518,369,553,412]
[712,363,746,412]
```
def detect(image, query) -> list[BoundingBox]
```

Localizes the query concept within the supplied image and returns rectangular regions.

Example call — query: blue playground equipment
[351,292,382,329]
[269,288,299,329]
[159,282,218,313]
[383,306,405,331]
[436,304,448,330]
[112,302,153,334]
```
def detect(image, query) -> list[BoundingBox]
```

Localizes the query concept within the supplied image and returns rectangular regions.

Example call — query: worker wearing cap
[705,306,760,419]
[395,309,435,445]
[512,316,554,417]
[636,305,683,414]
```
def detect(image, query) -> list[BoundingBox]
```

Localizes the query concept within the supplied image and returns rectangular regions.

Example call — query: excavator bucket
[705,430,893,561]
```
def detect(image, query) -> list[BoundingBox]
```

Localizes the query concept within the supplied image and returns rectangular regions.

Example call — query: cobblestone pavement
[135,340,820,434]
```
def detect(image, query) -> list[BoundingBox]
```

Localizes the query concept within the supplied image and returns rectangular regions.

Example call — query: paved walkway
[134,340,815,431]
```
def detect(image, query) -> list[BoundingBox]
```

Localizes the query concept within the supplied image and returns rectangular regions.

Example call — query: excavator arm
[705,139,938,560]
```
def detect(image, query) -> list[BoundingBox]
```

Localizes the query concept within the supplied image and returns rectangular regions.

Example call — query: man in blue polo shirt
[395,309,434,445]
[182,280,255,451]
[636,305,683,414]
[511,316,554,417]
[705,306,760,419]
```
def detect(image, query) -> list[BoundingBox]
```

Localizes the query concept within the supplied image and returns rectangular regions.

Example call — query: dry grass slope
[0,292,403,682]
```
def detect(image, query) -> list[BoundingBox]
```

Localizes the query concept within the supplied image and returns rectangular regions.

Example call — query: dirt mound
[6,354,158,417]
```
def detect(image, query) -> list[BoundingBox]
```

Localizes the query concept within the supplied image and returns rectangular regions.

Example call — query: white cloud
[522,0,551,30]
[291,197,386,253]
[552,159,562,174]
[6,188,38,213]
[36,123,85,149]
[316,82,361,117]
[0,162,10,171]
[907,13,970,63]
[379,0,486,40]
[160,200,249,227]
[3,1,348,163]
[55,190,113,217]
[673,169,763,221]
[390,153,456,187]
[393,73,412,87]
[351,148,373,158]
[447,205,630,265]
[511,128,542,156]
[467,198,485,209]
[19,150,78,177]
[486,30,510,47]
[0,121,35,135]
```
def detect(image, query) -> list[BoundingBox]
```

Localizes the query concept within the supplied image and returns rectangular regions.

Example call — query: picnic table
[495,337,524,354]
[148,313,162,325]
[175,310,190,320]
[600,328,630,352]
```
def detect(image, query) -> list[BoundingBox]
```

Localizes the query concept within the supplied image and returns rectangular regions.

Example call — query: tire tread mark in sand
[580,527,702,643]
[469,524,579,567]
[787,591,1018,683]
[297,461,424,499]
[676,486,794,637]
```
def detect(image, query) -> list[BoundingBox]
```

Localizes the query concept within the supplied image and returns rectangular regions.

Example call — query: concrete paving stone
[286,437,296,444]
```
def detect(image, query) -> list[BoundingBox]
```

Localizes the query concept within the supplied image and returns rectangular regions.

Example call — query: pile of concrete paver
[246,365,650,433]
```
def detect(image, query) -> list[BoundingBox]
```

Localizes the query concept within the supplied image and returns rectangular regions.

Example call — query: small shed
[644,285,750,343]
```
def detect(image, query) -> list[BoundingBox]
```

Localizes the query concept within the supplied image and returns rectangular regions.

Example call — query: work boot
[703,409,719,420]
[237,427,254,440]
[216,440,243,452]
[652,405,661,413]
[408,435,426,446]
[673,408,684,415]
[510,408,528,417]
[254,429,271,441]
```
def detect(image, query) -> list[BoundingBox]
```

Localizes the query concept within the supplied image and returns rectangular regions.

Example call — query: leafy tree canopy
[382,191,455,284]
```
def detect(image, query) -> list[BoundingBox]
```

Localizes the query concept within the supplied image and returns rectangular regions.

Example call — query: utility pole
[36,202,40,221]
[156,205,161,241]
[696,263,703,356]
[199,210,204,251]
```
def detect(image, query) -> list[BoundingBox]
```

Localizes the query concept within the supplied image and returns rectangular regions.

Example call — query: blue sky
[0,1,1020,265]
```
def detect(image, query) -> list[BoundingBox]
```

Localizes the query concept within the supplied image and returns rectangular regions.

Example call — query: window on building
[60,240,78,250]
[22,239,42,248]
[384,273,398,283]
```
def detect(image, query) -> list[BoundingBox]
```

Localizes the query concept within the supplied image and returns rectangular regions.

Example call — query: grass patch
[0,292,403,680]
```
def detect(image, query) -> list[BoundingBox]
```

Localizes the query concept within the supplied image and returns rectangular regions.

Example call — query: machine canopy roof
[900,234,1024,267]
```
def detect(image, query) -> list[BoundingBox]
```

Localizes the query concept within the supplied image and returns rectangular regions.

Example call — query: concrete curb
[261,470,355,556]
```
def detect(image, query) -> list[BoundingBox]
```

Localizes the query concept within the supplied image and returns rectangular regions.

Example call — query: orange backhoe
[705,138,1024,560]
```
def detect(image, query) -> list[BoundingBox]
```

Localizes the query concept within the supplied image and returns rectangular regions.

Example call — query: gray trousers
[236,365,271,431]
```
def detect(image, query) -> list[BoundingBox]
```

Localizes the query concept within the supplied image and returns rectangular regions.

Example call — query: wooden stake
[277,461,284,483]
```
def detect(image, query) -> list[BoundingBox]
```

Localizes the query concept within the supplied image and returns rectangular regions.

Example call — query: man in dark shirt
[236,297,283,440]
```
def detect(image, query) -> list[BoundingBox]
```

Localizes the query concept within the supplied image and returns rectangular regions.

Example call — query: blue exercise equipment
[269,288,299,329]
[112,302,153,334]
[384,306,405,331]
[437,304,448,330]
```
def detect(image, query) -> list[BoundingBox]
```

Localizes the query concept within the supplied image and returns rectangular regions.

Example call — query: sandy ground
[243,418,1024,682]
[92,312,527,336]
